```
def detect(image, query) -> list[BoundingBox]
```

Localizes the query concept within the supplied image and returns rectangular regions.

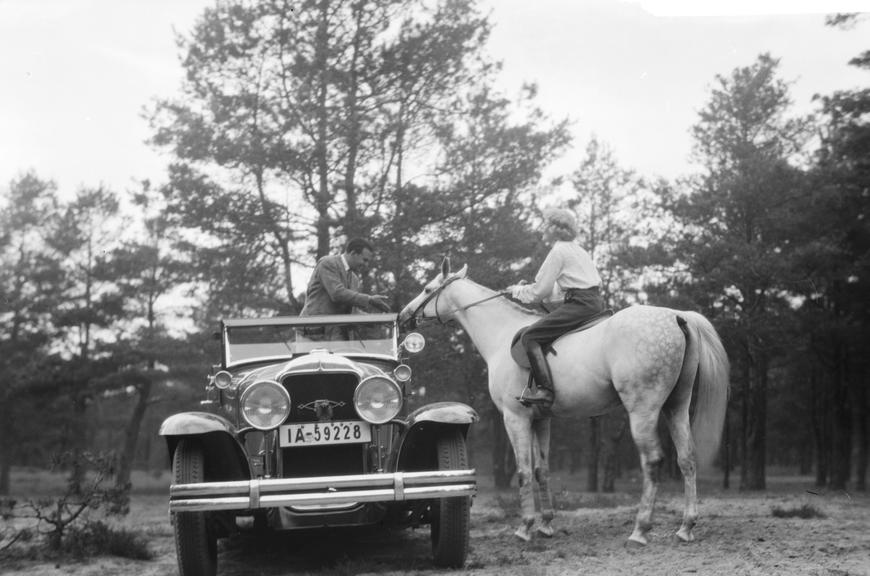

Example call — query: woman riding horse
[509,208,606,407]
[399,260,729,544]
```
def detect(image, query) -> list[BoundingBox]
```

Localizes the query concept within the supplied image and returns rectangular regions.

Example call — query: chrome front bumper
[169,469,476,513]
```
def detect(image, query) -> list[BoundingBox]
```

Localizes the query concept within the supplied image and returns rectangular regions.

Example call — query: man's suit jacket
[299,254,371,316]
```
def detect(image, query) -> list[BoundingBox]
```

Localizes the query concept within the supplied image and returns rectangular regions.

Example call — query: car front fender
[159,412,251,481]
[393,402,479,471]
[406,402,479,428]
[159,411,238,437]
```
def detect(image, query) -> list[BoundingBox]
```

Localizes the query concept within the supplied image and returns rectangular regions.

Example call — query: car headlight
[401,332,425,354]
[240,380,291,430]
[354,376,402,424]
[213,370,233,389]
[393,364,412,382]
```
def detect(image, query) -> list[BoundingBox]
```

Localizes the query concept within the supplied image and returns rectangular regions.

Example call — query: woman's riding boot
[522,342,555,407]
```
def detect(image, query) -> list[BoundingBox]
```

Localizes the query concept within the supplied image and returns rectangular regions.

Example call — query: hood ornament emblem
[300,399,345,421]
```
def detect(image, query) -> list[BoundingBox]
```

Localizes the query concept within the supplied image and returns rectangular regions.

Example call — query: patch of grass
[331,556,380,575]
[494,493,520,518]
[63,521,153,560]
[10,466,172,498]
[129,469,172,494]
[465,558,487,569]
[770,504,826,519]
[2,521,152,564]
[491,488,634,515]
[553,490,633,510]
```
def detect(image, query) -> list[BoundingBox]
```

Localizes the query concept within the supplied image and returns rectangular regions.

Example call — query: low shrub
[62,521,152,560]
[2,451,149,562]
[771,504,826,519]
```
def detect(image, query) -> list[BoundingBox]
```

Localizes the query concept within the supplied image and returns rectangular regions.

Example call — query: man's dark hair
[344,237,374,255]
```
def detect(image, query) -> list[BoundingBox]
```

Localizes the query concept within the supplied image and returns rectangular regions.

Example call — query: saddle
[510,309,614,369]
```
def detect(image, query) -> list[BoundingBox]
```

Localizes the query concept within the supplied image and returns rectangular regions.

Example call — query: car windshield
[222,314,398,366]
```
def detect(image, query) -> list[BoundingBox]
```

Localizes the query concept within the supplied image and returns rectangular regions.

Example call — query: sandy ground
[2,473,869,576]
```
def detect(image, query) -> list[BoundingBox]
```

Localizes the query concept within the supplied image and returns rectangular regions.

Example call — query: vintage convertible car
[159,313,478,576]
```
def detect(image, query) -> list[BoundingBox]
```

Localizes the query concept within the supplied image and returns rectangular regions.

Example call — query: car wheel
[173,439,217,576]
[430,429,471,568]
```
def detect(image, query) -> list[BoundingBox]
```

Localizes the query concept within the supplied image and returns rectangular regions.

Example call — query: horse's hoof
[626,533,648,547]
[514,526,533,542]
[536,525,554,538]
[676,529,695,542]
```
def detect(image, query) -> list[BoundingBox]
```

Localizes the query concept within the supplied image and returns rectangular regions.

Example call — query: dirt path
[5,476,869,576]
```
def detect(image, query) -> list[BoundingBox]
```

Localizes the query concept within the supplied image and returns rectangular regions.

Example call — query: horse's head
[399,257,467,326]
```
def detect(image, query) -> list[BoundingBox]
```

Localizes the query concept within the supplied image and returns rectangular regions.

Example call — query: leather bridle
[404,275,509,325]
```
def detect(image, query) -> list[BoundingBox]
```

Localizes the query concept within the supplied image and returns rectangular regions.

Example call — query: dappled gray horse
[399,259,729,544]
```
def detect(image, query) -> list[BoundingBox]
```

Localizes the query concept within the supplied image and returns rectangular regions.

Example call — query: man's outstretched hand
[369,294,391,312]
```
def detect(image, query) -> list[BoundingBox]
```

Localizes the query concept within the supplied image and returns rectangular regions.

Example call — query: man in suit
[300,238,391,318]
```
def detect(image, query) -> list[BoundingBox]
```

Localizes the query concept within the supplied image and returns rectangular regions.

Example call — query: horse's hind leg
[665,314,701,542]
[626,412,664,546]
[503,411,536,541]
[532,417,555,538]
[664,406,698,542]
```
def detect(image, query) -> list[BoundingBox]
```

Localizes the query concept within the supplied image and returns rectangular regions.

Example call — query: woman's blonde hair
[542,207,578,241]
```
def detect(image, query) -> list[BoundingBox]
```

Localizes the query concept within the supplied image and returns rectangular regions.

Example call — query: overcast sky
[1,0,868,199]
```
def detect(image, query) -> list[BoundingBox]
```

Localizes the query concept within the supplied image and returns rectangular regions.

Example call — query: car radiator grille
[283,372,360,423]
[280,372,366,477]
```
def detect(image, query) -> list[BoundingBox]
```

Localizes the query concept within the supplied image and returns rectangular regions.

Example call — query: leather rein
[406,275,510,325]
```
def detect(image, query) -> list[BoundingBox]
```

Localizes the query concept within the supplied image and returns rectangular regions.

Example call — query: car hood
[234,350,389,385]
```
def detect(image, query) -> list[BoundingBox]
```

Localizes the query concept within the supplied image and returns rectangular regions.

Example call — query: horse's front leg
[503,411,536,541]
[532,417,555,538]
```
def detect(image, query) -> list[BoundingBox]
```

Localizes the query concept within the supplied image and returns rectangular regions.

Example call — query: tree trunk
[742,346,767,490]
[570,438,582,474]
[116,381,152,489]
[854,370,867,491]
[0,433,9,495]
[0,460,9,495]
[799,443,814,475]
[812,366,831,487]
[722,409,731,490]
[602,412,627,492]
[0,402,12,494]
[70,388,90,494]
[387,101,408,311]
[492,413,516,489]
[829,343,852,490]
[341,2,364,239]
[314,0,332,259]
[586,416,602,492]
[739,347,749,489]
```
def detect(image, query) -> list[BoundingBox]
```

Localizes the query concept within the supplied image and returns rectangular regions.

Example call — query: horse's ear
[456,264,468,278]
[441,257,451,278]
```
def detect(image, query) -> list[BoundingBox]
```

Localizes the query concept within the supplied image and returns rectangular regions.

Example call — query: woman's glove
[508,282,535,304]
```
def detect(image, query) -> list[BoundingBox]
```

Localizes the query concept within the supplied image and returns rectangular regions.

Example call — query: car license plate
[279,421,371,447]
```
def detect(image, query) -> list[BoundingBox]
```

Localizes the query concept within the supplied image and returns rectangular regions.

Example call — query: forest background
[1,0,868,503]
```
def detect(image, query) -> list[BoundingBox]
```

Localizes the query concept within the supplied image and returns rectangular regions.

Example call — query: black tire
[430,429,471,568]
[173,439,217,576]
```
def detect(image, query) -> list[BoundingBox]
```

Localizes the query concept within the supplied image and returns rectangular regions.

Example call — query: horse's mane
[462,277,543,319]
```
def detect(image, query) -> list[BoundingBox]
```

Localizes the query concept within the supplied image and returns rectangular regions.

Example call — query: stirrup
[516,387,554,407]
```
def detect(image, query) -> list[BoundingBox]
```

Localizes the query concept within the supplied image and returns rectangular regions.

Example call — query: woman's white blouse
[513,241,601,304]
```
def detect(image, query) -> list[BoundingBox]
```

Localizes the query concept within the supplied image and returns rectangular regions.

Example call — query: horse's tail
[679,311,730,469]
